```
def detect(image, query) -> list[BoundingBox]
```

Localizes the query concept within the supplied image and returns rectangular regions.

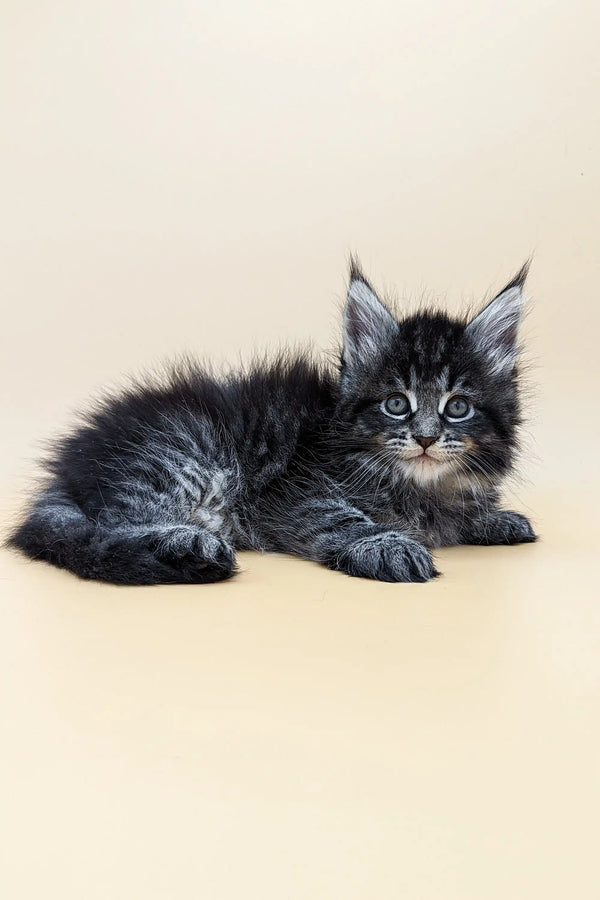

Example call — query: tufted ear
[343,261,397,371]
[466,263,529,375]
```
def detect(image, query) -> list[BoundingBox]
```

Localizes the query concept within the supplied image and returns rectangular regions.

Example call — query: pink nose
[415,436,436,449]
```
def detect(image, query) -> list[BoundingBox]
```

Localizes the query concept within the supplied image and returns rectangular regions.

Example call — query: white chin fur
[403,458,451,486]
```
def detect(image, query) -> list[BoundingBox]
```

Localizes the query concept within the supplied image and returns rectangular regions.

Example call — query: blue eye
[444,396,472,420]
[383,394,410,417]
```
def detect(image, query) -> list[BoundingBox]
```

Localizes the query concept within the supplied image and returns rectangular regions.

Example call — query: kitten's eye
[444,396,472,420]
[383,394,411,417]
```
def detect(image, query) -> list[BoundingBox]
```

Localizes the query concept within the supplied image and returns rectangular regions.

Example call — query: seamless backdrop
[1,2,599,899]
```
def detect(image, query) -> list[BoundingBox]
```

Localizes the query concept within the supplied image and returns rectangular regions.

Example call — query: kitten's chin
[402,456,452,487]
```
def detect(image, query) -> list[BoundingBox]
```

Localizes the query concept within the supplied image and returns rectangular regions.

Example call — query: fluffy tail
[8,490,236,586]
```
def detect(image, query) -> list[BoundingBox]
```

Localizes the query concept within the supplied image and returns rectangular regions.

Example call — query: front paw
[474,511,538,545]
[334,531,438,583]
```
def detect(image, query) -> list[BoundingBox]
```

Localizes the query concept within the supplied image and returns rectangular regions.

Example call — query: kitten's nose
[415,436,436,449]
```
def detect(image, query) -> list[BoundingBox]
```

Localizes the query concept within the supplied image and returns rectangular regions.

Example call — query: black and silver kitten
[9,261,536,585]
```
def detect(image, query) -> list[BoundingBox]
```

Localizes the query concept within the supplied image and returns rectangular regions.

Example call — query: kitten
[8,261,536,585]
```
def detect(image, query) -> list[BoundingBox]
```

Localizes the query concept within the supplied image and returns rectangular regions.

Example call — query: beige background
[1,2,599,897]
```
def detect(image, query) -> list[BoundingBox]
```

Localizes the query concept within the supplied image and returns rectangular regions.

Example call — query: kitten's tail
[7,489,235,586]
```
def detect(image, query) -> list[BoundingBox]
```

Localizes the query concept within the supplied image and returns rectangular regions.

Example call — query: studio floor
[1,486,598,898]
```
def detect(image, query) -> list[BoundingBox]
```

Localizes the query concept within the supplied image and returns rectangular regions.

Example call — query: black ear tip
[348,253,364,282]
[506,259,532,291]
[347,253,373,289]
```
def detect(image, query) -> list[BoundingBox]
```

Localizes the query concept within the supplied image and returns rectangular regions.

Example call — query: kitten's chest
[368,490,464,548]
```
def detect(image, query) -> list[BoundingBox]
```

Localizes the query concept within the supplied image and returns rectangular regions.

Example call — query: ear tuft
[501,259,531,292]
[466,263,530,375]
[348,253,369,285]
[343,262,397,371]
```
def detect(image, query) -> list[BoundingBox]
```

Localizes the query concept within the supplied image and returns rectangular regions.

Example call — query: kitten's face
[337,266,526,490]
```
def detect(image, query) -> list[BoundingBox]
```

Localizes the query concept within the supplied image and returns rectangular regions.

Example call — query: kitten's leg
[260,491,438,583]
[82,522,236,585]
[461,510,537,546]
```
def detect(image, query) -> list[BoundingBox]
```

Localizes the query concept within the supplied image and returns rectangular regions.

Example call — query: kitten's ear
[343,261,397,370]
[466,262,529,374]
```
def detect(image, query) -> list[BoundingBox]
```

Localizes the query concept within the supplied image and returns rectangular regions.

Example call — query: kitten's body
[9,263,536,584]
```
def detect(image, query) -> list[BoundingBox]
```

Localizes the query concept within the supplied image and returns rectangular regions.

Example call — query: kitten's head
[336,260,529,490]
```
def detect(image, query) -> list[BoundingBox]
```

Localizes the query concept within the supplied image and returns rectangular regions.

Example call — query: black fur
[8,262,536,584]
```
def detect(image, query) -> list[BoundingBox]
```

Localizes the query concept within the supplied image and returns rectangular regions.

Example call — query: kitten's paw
[335,531,438,583]
[155,526,236,582]
[474,511,538,545]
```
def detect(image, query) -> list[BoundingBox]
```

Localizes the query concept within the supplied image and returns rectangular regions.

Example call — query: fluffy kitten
[9,261,536,585]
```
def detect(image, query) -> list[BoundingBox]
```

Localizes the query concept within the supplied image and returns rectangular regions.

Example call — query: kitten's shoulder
[166,350,336,436]
[235,351,336,409]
